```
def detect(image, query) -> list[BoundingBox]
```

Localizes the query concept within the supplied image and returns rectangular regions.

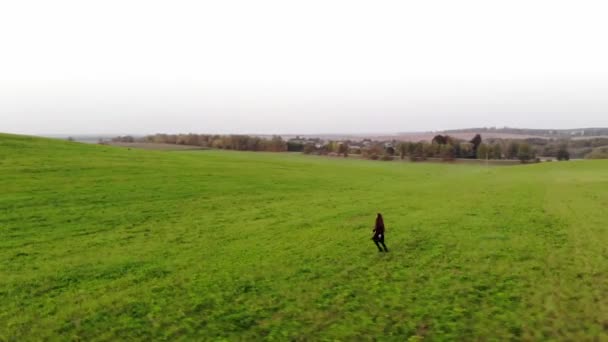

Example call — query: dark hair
[375,213,384,230]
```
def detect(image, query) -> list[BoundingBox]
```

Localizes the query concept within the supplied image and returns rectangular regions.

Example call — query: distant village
[105,131,608,162]
[284,134,538,162]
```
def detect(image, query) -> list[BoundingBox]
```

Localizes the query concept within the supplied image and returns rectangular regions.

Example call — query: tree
[408,142,418,155]
[452,143,462,158]
[269,135,287,152]
[476,143,490,160]
[459,142,473,158]
[506,141,519,159]
[432,135,448,145]
[585,146,608,159]
[287,141,304,152]
[363,144,384,160]
[556,144,570,161]
[337,143,348,157]
[439,144,455,161]
[491,144,503,159]
[410,142,426,161]
[397,142,409,159]
[517,142,534,163]
[423,142,438,158]
[470,134,482,157]
[542,145,558,157]
[302,144,315,154]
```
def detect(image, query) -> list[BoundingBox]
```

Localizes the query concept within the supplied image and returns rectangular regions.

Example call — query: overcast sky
[1,0,607,135]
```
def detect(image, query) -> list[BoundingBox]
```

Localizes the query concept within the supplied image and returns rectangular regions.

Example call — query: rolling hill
[1,133,607,340]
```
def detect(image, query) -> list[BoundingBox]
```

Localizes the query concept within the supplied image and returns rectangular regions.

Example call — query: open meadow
[1,133,607,340]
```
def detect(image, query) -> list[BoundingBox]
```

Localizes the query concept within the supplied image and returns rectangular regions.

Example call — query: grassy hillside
[1,133,607,340]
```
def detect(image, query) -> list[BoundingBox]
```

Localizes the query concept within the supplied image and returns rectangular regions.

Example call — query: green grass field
[1,133,607,341]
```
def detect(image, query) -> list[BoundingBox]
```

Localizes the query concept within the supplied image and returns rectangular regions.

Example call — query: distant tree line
[391,135,582,162]
[298,134,545,163]
[536,137,608,159]
[348,134,541,163]
[110,132,607,160]
[437,132,608,159]
[585,146,608,159]
[391,136,539,163]
[443,127,608,137]
[111,134,287,152]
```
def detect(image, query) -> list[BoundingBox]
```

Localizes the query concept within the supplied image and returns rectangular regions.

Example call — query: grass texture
[1,133,607,340]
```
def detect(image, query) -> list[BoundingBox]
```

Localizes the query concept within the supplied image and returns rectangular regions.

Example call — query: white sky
[1,0,607,135]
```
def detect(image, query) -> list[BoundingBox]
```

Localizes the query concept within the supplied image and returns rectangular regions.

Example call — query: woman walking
[372,213,389,252]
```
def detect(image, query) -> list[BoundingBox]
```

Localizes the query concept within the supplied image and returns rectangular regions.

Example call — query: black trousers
[372,234,388,252]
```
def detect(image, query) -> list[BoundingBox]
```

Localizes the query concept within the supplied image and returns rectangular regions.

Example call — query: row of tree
[111,133,574,162]
[313,135,551,163]
[326,135,568,163]
[385,140,541,162]
[393,135,570,162]
[112,134,287,152]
